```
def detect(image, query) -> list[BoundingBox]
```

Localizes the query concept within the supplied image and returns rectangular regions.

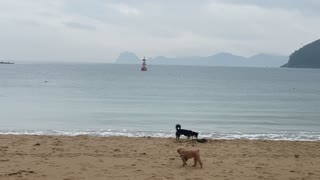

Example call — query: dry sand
[0,135,320,180]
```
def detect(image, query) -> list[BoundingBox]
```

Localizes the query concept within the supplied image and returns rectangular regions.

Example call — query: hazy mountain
[202,52,248,66]
[115,52,288,67]
[249,54,289,67]
[115,51,140,64]
[282,39,320,68]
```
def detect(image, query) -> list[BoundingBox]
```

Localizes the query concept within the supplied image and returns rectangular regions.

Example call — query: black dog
[175,124,198,141]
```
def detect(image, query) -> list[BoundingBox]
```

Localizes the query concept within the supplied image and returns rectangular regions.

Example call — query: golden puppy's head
[176,147,185,154]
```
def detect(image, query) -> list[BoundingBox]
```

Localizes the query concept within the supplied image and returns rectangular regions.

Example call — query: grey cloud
[0,0,320,62]
[219,0,320,15]
[64,22,96,30]
[63,0,107,19]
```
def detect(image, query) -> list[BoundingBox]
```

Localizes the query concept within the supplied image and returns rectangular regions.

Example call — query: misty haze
[1,1,320,180]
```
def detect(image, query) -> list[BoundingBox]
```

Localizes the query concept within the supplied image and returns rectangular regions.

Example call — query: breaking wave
[1,129,319,141]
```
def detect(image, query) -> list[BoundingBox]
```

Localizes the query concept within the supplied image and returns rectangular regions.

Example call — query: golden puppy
[177,147,203,168]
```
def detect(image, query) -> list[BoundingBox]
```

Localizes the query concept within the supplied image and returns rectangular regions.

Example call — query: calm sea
[1,64,320,141]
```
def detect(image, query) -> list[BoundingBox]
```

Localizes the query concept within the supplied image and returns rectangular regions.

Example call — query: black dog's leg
[176,132,180,141]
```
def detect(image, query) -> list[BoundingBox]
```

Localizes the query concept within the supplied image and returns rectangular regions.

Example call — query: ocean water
[0,64,320,141]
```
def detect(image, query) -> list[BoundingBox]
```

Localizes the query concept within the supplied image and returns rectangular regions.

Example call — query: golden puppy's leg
[198,158,203,168]
[183,161,187,166]
[182,156,188,166]
[193,156,197,167]
[193,150,202,168]
[196,152,203,168]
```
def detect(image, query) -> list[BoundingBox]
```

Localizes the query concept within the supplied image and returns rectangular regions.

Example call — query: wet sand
[0,135,320,180]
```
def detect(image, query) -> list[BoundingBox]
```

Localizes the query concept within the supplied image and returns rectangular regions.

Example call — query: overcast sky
[0,0,320,63]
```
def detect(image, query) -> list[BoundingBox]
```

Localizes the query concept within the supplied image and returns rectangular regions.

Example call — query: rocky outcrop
[282,39,320,68]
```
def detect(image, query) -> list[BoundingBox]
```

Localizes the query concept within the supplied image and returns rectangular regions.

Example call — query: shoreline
[1,133,320,142]
[1,135,320,180]
[1,130,319,142]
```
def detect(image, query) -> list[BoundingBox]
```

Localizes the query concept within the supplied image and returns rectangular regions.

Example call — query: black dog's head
[192,131,198,138]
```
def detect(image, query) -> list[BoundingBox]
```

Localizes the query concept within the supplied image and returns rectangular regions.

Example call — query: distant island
[115,52,141,64]
[282,39,320,68]
[115,51,288,67]
[0,61,14,64]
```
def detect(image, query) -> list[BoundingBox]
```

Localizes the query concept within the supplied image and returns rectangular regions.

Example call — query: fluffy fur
[175,124,198,141]
[177,147,203,168]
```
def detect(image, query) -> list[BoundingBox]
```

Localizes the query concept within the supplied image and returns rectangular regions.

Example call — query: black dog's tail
[176,124,181,130]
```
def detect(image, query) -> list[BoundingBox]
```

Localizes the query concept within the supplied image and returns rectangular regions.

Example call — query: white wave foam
[0,129,319,141]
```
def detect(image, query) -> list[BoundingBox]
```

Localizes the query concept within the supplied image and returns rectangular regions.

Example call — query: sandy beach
[0,135,319,180]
